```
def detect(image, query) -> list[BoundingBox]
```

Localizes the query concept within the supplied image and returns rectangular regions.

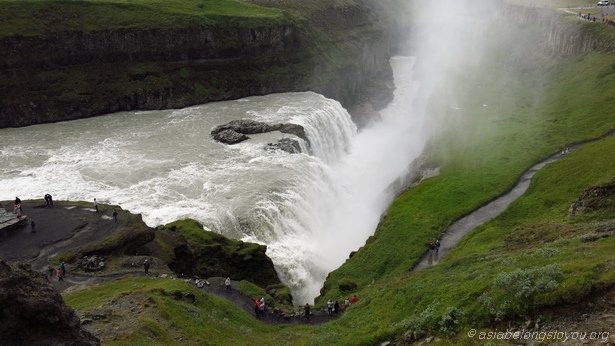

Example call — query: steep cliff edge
[502,4,615,55]
[0,261,100,346]
[0,0,400,128]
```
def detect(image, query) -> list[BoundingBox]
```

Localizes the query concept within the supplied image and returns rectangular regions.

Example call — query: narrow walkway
[412,130,615,271]
[48,270,341,325]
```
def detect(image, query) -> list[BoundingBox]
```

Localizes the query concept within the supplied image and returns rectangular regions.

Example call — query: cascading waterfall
[0,56,428,305]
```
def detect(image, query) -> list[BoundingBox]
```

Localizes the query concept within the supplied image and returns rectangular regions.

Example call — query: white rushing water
[0,56,428,303]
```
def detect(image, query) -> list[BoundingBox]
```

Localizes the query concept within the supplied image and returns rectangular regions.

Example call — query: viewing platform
[0,208,27,232]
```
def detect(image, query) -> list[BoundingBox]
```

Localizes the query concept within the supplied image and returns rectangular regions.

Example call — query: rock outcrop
[0,261,100,346]
[211,119,308,147]
[153,220,281,287]
[502,4,615,55]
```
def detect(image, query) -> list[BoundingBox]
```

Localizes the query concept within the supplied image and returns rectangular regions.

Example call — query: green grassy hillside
[62,5,615,346]
[0,0,289,37]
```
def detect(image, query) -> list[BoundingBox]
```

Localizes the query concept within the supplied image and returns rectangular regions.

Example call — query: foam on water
[0,57,428,304]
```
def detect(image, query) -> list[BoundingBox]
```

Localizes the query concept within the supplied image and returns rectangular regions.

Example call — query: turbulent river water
[0,56,429,304]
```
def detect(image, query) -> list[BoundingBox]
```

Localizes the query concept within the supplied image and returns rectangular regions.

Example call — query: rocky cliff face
[0,1,396,128]
[502,4,615,55]
[0,261,100,346]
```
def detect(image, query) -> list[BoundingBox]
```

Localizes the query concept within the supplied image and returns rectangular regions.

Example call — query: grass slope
[0,0,289,37]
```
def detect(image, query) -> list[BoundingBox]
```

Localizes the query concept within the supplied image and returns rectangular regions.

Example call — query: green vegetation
[61,3,615,346]
[0,0,289,37]
[64,276,281,345]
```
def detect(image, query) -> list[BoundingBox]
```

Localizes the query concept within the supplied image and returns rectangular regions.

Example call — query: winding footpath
[412,130,615,271]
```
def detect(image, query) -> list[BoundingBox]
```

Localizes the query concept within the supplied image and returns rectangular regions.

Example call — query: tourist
[435,239,441,253]
[254,300,262,318]
[30,220,36,233]
[48,194,53,206]
[304,303,311,320]
[56,267,63,282]
[143,259,150,275]
[60,261,66,276]
[334,300,340,314]
[259,298,266,317]
[112,209,117,223]
[351,295,358,304]
[327,299,334,315]
[44,194,50,207]
[225,277,232,292]
[344,298,351,308]
[94,198,98,212]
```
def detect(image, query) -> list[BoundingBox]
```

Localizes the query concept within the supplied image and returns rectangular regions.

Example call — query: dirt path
[412,131,615,271]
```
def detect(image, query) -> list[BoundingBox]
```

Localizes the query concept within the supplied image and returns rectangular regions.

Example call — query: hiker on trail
[327,299,334,315]
[56,267,63,281]
[30,220,36,233]
[44,194,50,207]
[143,259,150,274]
[112,209,117,223]
[48,194,53,206]
[15,197,21,206]
[344,298,351,308]
[427,241,436,255]
[334,301,340,314]
[60,262,66,276]
[351,295,358,304]
[435,239,441,253]
[254,300,262,318]
[304,303,311,320]
[225,277,231,292]
[94,198,98,212]
[259,297,266,317]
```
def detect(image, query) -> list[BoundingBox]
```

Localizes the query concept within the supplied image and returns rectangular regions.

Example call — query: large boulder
[0,261,99,346]
[211,119,309,146]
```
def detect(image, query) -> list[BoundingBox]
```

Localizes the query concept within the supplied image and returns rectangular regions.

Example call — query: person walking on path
[334,300,340,314]
[225,277,232,292]
[60,261,66,277]
[94,198,98,212]
[30,220,36,233]
[143,259,150,275]
[435,239,441,253]
[351,295,358,304]
[304,303,311,320]
[48,194,53,206]
[56,267,63,282]
[259,297,266,317]
[44,194,51,207]
[327,299,334,315]
[254,300,262,318]
[112,209,117,223]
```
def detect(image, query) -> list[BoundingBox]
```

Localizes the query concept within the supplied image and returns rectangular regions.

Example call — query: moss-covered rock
[158,219,281,287]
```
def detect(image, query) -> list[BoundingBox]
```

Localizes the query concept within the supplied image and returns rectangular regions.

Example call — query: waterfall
[0,58,426,306]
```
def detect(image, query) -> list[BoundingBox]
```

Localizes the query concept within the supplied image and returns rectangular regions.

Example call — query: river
[0,56,428,304]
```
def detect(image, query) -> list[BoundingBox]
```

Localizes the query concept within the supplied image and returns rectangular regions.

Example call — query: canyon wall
[0,1,396,128]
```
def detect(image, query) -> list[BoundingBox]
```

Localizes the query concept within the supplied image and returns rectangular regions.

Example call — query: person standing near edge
[94,198,98,212]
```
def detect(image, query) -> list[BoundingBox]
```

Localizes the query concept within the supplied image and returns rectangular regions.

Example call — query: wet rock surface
[0,260,100,346]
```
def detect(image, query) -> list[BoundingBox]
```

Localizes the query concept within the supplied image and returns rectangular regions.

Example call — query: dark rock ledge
[211,119,309,153]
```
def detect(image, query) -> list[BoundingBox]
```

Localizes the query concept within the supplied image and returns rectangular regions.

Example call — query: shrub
[338,278,358,292]
[482,264,564,320]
